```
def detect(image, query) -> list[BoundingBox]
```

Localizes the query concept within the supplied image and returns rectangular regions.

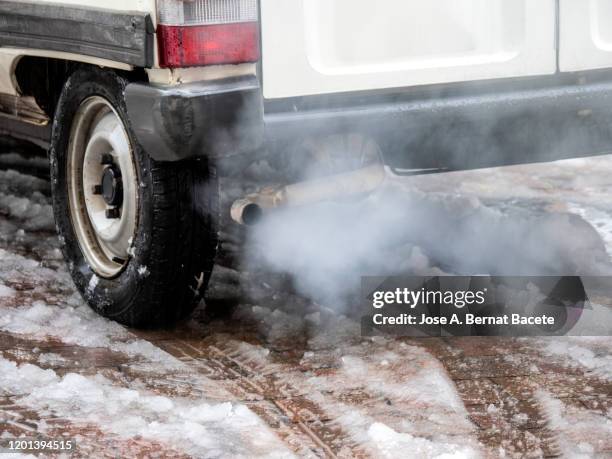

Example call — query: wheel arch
[11,52,147,119]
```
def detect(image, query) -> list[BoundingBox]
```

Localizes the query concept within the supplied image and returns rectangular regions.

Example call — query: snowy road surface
[0,144,611,458]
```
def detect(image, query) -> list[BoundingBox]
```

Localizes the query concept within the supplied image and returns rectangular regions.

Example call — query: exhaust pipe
[231,164,386,225]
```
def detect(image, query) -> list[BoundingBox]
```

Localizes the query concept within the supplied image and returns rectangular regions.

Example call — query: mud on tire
[50,68,218,328]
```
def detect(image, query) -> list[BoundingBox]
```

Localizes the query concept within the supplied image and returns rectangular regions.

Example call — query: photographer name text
[372,313,555,326]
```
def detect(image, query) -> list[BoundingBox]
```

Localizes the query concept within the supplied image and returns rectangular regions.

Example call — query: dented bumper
[125,75,263,162]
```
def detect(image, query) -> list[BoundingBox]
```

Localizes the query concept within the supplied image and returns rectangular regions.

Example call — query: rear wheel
[50,68,218,328]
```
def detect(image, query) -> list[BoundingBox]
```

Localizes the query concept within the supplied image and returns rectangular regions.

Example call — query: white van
[1,0,611,327]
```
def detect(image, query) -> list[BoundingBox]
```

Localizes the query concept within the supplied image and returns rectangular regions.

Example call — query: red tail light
[156,0,260,68]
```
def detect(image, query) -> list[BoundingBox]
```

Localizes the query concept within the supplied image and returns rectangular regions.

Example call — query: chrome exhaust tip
[231,200,265,226]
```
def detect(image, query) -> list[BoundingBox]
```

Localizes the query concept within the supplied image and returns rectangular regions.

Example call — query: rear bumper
[125,75,263,162]
[265,77,612,171]
[126,73,612,169]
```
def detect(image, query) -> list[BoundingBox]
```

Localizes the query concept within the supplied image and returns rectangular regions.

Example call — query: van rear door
[559,0,612,72]
[260,0,557,99]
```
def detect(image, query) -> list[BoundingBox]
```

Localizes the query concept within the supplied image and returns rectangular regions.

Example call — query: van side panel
[261,0,557,99]
[559,0,612,72]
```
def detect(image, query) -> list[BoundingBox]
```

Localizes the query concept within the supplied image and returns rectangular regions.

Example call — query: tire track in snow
[419,337,611,457]
[156,337,367,458]
[144,307,484,459]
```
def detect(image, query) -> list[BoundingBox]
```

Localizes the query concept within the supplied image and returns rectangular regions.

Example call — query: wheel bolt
[101,153,114,165]
[105,208,121,219]
[92,185,103,195]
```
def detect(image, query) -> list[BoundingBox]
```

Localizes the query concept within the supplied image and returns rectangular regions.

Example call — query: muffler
[231,164,386,225]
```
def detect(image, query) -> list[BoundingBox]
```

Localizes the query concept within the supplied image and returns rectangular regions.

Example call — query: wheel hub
[100,163,123,208]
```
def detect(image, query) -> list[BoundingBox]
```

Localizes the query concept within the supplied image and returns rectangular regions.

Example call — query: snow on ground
[229,305,485,457]
[0,297,174,363]
[0,277,295,457]
[0,168,295,457]
[539,337,612,379]
[366,422,476,459]
[1,150,612,457]
[0,169,53,232]
[0,357,293,458]
[537,390,612,458]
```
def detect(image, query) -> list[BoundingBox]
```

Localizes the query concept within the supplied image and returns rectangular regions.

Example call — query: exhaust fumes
[242,169,612,311]
[218,104,612,313]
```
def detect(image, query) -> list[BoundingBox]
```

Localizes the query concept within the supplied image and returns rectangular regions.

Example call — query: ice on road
[0,150,611,458]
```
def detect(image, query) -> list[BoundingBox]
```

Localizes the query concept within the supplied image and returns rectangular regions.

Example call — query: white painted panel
[29,0,156,14]
[559,0,612,72]
[261,0,556,99]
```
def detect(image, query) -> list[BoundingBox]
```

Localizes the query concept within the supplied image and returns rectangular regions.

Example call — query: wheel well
[14,56,147,118]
